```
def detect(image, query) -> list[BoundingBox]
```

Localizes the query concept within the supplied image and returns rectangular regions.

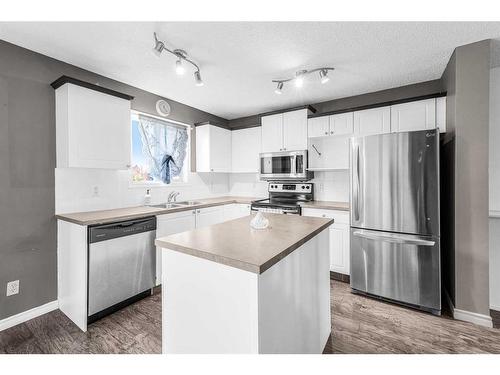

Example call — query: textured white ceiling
[1,22,500,119]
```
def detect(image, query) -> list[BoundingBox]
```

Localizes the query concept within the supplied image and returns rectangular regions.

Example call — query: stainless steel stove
[251,182,314,215]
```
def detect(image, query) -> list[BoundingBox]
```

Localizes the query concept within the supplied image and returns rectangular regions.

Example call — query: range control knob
[301,185,305,189]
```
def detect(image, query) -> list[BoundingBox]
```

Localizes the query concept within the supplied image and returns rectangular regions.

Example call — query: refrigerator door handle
[352,230,436,247]
[353,143,360,222]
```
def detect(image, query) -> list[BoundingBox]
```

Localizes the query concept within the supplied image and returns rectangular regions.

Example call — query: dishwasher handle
[89,216,157,244]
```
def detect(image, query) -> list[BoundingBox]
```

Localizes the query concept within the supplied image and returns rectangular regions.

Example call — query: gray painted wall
[441,39,491,316]
[0,39,227,320]
[228,79,443,129]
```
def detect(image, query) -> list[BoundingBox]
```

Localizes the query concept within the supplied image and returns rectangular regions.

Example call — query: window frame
[129,110,191,188]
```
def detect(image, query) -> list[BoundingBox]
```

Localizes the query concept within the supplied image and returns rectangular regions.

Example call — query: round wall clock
[156,99,171,117]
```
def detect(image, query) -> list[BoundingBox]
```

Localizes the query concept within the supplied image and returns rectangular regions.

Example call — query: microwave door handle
[292,154,297,175]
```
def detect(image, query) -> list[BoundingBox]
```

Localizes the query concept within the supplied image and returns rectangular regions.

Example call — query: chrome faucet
[167,191,180,203]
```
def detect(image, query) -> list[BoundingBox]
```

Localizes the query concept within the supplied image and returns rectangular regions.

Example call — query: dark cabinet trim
[51,76,134,101]
[308,92,446,119]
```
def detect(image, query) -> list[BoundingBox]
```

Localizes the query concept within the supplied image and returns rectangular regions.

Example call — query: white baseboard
[443,288,492,328]
[490,304,500,312]
[0,300,58,332]
[453,308,493,328]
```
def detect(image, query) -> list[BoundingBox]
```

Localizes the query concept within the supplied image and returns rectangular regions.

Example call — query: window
[131,112,189,184]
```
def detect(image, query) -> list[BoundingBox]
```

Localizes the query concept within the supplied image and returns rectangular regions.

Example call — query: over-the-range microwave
[259,150,314,181]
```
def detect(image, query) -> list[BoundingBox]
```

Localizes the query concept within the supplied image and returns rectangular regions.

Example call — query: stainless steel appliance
[88,216,156,323]
[259,150,314,181]
[350,129,441,315]
[251,182,314,215]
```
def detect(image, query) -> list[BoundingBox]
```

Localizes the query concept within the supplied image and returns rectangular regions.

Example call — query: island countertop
[155,213,334,274]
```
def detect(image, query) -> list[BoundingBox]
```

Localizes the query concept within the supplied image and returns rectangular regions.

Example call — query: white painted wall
[311,171,350,202]
[489,66,500,310]
[55,168,230,214]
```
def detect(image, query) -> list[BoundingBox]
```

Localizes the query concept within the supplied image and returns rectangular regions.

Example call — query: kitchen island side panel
[257,229,331,354]
[162,249,259,354]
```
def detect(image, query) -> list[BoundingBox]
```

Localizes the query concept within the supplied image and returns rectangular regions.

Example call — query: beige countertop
[55,196,350,226]
[300,200,350,211]
[155,213,334,274]
[55,196,260,226]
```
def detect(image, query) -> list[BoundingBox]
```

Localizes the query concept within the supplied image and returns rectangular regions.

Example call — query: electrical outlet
[92,185,99,197]
[6,280,19,296]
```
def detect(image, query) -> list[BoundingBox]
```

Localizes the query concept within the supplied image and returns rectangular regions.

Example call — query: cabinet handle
[324,131,328,135]
[283,147,286,151]
[322,214,326,217]
[197,210,201,213]
[192,210,196,214]
[210,168,214,172]
[126,164,131,168]
[330,131,334,135]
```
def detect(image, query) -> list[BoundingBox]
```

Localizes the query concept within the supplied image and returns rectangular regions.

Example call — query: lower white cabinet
[224,203,251,221]
[302,208,350,275]
[156,210,197,285]
[156,205,229,284]
[195,206,227,228]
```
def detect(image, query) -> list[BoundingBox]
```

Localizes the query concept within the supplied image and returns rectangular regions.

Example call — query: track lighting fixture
[272,67,334,94]
[153,32,203,87]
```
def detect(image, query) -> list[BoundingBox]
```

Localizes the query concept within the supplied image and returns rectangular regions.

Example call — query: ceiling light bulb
[319,69,330,84]
[194,71,204,86]
[274,82,283,94]
[295,75,304,88]
[175,59,185,75]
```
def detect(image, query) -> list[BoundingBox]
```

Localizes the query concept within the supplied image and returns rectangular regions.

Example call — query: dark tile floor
[2,281,500,354]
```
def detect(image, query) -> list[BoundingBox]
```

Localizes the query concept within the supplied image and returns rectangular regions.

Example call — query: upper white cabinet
[231,127,261,173]
[308,116,329,138]
[196,124,231,173]
[261,113,283,153]
[353,107,391,136]
[308,112,353,138]
[390,98,436,133]
[54,80,132,169]
[283,109,308,151]
[261,109,308,152]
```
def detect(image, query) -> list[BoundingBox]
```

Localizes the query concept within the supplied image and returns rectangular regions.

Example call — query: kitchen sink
[175,201,203,206]
[147,203,184,209]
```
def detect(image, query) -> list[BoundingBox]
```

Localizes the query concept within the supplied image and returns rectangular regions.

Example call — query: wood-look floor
[2,281,500,354]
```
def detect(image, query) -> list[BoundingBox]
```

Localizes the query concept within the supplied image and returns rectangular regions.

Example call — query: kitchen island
[155,213,333,354]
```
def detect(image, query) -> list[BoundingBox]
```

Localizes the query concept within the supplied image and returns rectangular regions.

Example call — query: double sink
[147,201,203,209]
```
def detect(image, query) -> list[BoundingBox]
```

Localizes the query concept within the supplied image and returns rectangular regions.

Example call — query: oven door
[259,150,309,180]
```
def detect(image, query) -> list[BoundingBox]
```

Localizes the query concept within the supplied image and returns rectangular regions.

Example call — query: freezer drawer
[350,228,441,312]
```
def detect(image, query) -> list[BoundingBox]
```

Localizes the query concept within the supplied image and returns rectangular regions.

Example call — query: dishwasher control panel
[89,216,157,244]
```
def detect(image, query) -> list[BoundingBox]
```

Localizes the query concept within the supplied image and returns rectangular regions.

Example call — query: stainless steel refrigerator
[350,128,441,315]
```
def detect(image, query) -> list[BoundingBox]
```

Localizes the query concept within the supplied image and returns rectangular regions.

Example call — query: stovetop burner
[251,182,314,215]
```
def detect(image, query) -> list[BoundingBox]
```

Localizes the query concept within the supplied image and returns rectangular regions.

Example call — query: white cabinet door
[55,83,131,169]
[156,210,197,285]
[308,116,329,138]
[261,113,283,152]
[231,127,261,173]
[196,206,226,228]
[196,125,231,172]
[353,107,391,136]
[301,208,350,275]
[390,98,436,133]
[436,96,446,133]
[283,109,308,151]
[308,136,350,170]
[329,112,354,136]
[224,203,251,221]
[210,125,232,172]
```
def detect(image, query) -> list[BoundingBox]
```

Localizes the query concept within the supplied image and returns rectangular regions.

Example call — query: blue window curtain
[137,115,188,184]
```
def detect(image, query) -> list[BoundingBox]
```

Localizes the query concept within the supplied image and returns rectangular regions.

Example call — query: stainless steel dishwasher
[87,216,156,323]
